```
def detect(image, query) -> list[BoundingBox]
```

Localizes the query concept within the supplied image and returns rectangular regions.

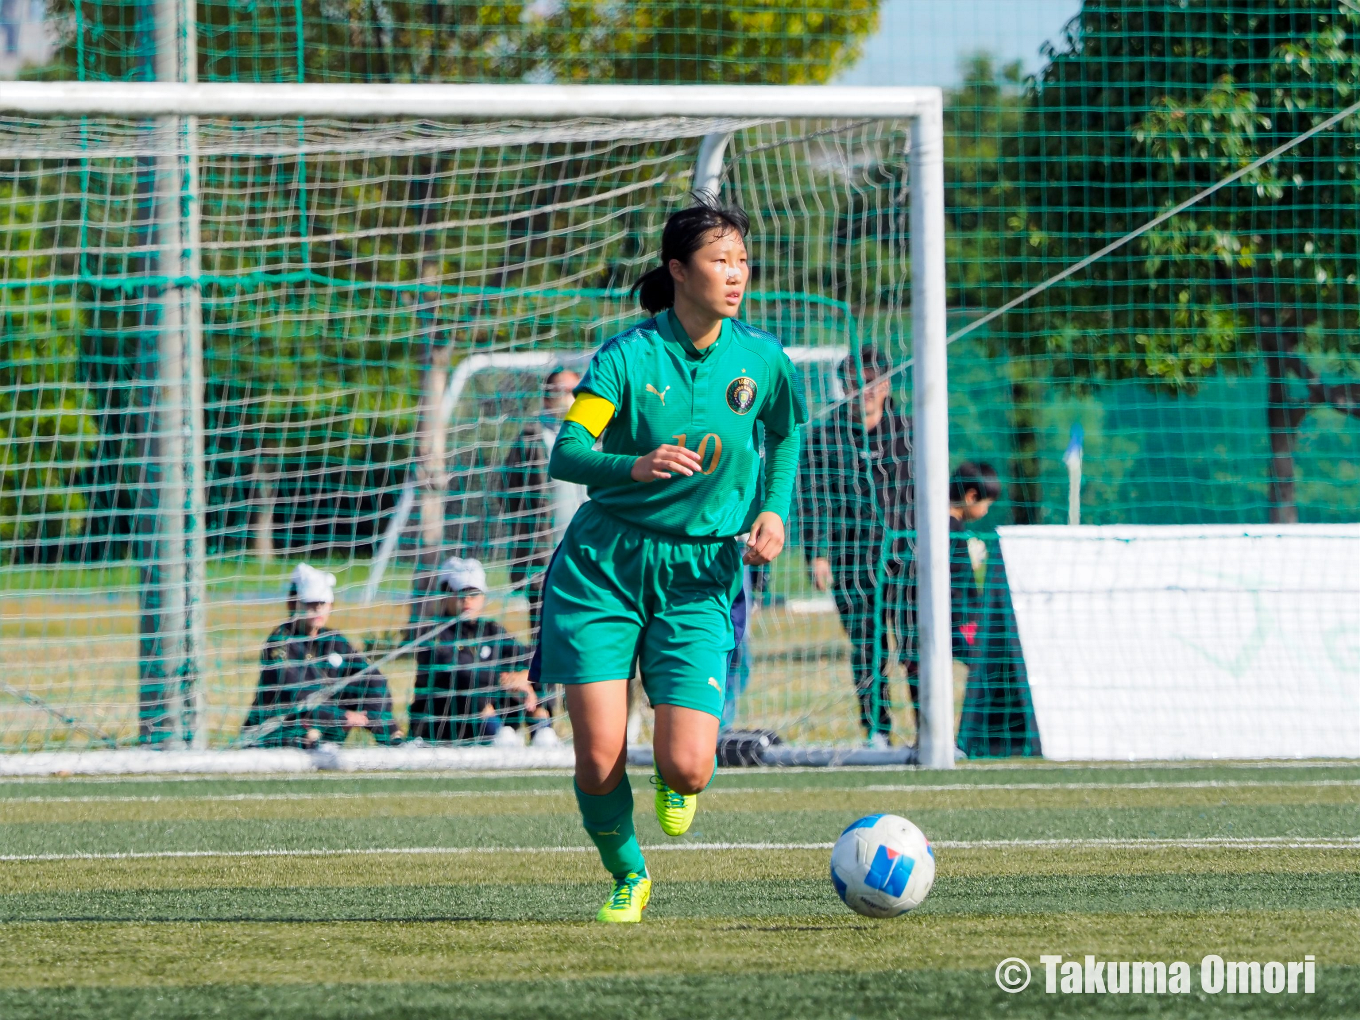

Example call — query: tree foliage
[0,178,98,556]
[44,0,877,85]
[986,0,1360,521]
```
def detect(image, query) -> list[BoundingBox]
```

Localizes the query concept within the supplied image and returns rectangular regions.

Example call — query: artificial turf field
[1,762,1358,1019]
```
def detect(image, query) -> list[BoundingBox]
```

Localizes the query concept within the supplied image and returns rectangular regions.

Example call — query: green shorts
[537,501,743,718]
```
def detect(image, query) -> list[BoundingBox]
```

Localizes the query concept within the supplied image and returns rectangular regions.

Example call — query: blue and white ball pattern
[830,813,935,917]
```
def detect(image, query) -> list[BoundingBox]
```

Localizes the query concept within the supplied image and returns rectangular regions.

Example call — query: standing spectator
[244,564,401,748]
[948,461,1001,659]
[798,344,914,748]
[409,556,556,746]
[501,368,587,650]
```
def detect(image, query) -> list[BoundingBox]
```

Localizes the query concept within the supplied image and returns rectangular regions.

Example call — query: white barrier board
[997,525,1360,760]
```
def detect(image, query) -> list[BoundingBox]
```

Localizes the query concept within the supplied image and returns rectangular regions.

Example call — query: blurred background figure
[244,564,401,748]
[948,464,1042,759]
[719,566,753,731]
[798,344,915,748]
[408,556,556,747]
[500,367,587,654]
[0,0,18,55]
[948,461,1001,660]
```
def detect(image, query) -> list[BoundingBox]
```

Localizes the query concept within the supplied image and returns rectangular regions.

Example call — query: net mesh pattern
[1,114,916,751]
[5,0,1360,761]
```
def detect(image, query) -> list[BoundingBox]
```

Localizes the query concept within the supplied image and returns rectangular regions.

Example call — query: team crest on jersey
[726,376,757,414]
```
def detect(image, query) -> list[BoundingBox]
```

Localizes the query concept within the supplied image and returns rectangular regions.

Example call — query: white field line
[8,778,1359,804]
[860,780,1360,792]
[4,836,1359,863]
[5,760,1360,785]
[3,789,573,804]
[934,838,1360,850]
[0,769,584,785]
[0,843,832,862]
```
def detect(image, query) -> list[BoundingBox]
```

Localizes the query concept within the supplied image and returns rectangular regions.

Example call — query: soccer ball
[830,813,935,917]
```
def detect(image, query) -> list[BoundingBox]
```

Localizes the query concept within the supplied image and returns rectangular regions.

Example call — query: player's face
[295,600,331,634]
[670,228,748,319]
[964,496,995,522]
[851,372,891,420]
[958,488,996,521]
[444,591,486,619]
[544,371,579,417]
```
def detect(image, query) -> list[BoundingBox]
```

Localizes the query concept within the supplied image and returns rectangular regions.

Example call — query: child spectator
[244,564,401,748]
[408,556,557,746]
[947,464,1043,759]
[949,461,1001,658]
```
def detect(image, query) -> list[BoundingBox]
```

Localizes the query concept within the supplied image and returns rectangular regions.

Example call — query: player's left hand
[743,512,785,566]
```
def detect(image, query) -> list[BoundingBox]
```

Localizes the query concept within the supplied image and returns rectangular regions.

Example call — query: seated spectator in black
[409,557,556,746]
[244,564,401,748]
[948,461,1001,659]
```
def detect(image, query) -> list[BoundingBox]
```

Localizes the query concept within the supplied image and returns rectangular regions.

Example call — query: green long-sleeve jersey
[550,310,807,539]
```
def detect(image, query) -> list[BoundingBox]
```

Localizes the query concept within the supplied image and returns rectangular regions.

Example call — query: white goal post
[1,82,951,769]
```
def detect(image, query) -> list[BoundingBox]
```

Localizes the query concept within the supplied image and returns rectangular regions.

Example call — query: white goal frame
[2,83,952,770]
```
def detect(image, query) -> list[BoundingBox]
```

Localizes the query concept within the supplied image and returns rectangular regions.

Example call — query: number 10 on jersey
[671,433,722,475]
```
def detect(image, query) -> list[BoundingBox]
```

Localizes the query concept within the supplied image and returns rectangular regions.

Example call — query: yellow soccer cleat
[651,771,697,837]
[595,872,651,923]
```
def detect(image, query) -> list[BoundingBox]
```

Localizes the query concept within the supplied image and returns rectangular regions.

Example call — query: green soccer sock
[574,774,646,880]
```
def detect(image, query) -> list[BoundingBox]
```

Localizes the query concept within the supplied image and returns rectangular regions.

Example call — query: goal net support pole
[2,82,951,766]
[131,0,206,748]
[908,98,952,770]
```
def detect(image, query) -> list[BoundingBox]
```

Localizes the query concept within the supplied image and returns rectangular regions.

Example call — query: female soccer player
[539,196,807,922]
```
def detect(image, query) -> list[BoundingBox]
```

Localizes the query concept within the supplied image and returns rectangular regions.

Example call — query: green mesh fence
[2,0,1358,759]
[42,1,877,85]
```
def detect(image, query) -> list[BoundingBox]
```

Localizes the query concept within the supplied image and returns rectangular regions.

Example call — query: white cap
[438,556,487,594]
[290,563,336,604]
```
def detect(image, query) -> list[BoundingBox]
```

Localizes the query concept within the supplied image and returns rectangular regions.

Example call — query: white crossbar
[1,82,942,120]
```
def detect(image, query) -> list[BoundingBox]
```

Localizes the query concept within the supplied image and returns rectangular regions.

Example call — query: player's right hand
[499,671,538,713]
[812,557,833,591]
[631,443,703,482]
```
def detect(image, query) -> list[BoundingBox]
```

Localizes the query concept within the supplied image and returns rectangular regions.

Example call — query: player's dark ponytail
[632,191,750,314]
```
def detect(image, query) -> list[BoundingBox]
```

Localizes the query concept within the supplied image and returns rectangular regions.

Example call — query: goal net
[1,87,957,764]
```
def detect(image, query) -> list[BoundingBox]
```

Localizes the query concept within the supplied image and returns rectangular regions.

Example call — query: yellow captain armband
[564,392,616,438]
